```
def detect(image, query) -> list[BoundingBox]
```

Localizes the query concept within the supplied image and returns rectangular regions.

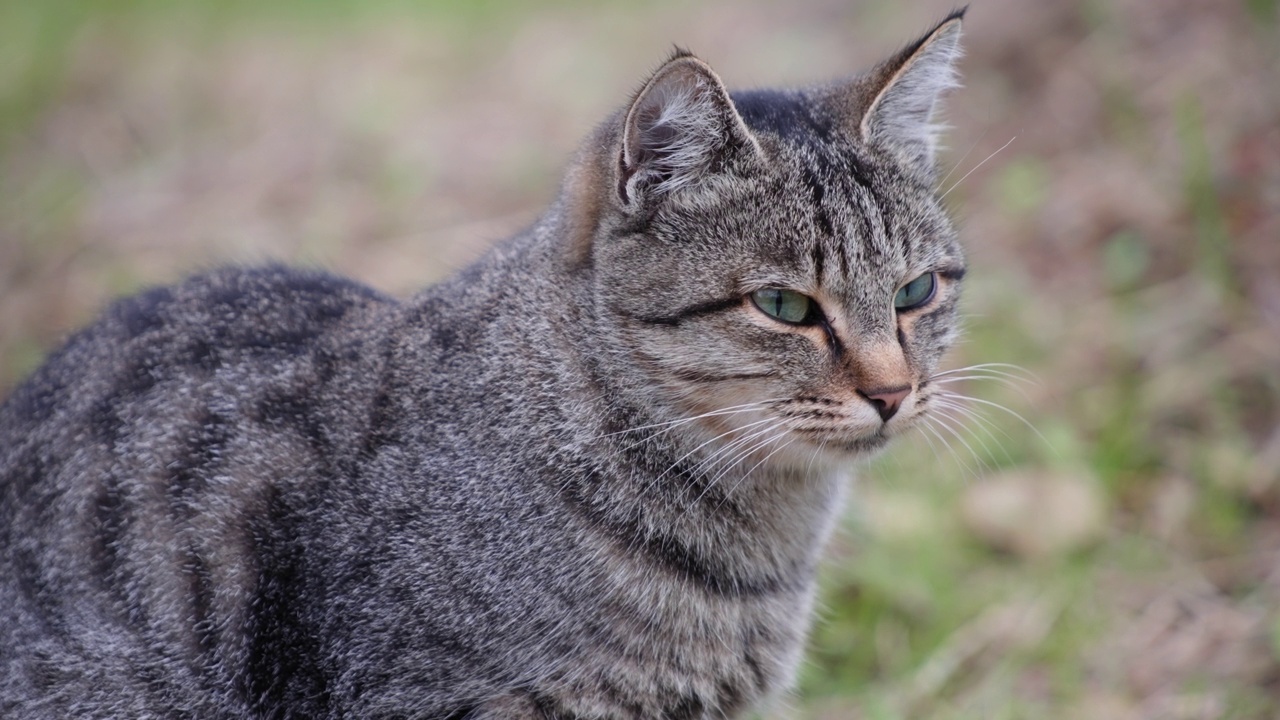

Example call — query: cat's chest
[528,548,819,718]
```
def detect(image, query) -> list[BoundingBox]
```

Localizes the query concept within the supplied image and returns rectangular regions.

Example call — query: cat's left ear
[617,51,761,206]
[843,10,965,174]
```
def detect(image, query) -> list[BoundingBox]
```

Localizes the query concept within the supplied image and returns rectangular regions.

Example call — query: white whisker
[930,401,1010,468]
[931,361,1039,384]
[939,135,1017,199]
[651,416,778,486]
[917,416,977,479]
[714,435,798,512]
[935,128,989,194]
[595,398,783,440]
[912,417,949,471]
[931,399,988,461]
[930,362,1039,384]
[937,391,1051,449]
[928,409,986,470]
[688,422,780,484]
[932,396,1020,450]
[691,427,787,509]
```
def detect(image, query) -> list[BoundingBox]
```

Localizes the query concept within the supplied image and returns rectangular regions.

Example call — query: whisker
[917,417,971,479]
[930,363,1039,384]
[692,427,787,509]
[916,416,977,480]
[704,426,782,483]
[594,398,784,440]
[935,127,989,194]
[929,401,1011,468]
[911,416,948,470]
[931,399,998,461]
[598,401,782,472]
[929,375,1034,404]
[939,135,1017,200]
[932,395,1021,451]
[921,414,984,480]
[652,416,778,485]
[937,391,1051,449]
[930,375,1022,387]
[714,435,797,512]
[616,417,778,511]
[688,422,780,484]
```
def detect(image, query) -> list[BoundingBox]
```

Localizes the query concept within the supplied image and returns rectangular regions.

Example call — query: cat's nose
[860,385,911,422]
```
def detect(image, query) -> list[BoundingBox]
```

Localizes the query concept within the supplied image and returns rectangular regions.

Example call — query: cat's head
[569,11,967,468]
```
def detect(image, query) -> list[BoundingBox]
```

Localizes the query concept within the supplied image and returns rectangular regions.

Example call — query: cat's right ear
[616,51,760,207]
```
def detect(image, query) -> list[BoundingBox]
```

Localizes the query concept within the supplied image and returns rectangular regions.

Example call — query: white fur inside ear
[863,21,963,166]
[624,71,727,201]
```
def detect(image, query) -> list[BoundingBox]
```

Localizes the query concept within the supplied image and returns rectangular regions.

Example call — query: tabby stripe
[820,319,844,358]
[669,369,776,383]
[93,475,131,604]
[800,163,834,239]
[617,296,743,326]
[533,693,595,720]
[185,543,219,660]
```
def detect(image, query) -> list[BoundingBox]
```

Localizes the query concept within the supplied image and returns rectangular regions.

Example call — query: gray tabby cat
[0,10,967,719]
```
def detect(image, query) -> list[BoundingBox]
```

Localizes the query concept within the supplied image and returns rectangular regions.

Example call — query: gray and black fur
[1,11,968,719]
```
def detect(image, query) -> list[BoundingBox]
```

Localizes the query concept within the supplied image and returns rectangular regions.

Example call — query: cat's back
[0,265,396,717]
[0,264,398,480]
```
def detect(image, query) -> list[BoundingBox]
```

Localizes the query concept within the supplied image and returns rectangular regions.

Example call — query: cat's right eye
[751,288,818,325]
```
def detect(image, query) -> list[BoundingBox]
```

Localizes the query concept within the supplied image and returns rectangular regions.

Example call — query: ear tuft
[860,10,965,171]
[619,55,756,205]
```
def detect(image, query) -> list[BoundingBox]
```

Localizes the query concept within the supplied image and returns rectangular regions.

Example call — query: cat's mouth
[668,387,921,471]
[712,424,894,474]
[763,394,922,460]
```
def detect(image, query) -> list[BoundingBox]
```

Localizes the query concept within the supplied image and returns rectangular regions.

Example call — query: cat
[0,9,968,719]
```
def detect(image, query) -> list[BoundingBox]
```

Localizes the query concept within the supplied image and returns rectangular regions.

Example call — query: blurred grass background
[1,0,1278,717]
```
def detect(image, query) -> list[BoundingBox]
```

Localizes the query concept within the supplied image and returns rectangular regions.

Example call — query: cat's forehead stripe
[785,143,907,296]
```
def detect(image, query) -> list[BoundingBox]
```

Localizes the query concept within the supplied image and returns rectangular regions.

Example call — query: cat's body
[1,12,967,719]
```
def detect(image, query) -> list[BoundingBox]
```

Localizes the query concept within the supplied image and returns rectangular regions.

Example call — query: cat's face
[595,133,963,468]
[587,22,965,470]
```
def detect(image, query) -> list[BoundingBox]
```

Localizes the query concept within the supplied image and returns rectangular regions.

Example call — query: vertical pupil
[752,289,814,323]
[895,274,934,309]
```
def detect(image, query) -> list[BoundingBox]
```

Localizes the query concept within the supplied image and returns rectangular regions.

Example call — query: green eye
[894,272,936,311]
[751,288,816,324]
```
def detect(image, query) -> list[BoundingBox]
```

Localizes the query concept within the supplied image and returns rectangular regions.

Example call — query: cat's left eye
[894,272,936,311]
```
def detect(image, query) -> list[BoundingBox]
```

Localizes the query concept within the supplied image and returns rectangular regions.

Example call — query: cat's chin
[766,429,896,472]
[817,434,894,463]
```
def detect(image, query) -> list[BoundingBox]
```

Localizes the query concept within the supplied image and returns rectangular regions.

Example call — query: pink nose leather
[861,386,911,422]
